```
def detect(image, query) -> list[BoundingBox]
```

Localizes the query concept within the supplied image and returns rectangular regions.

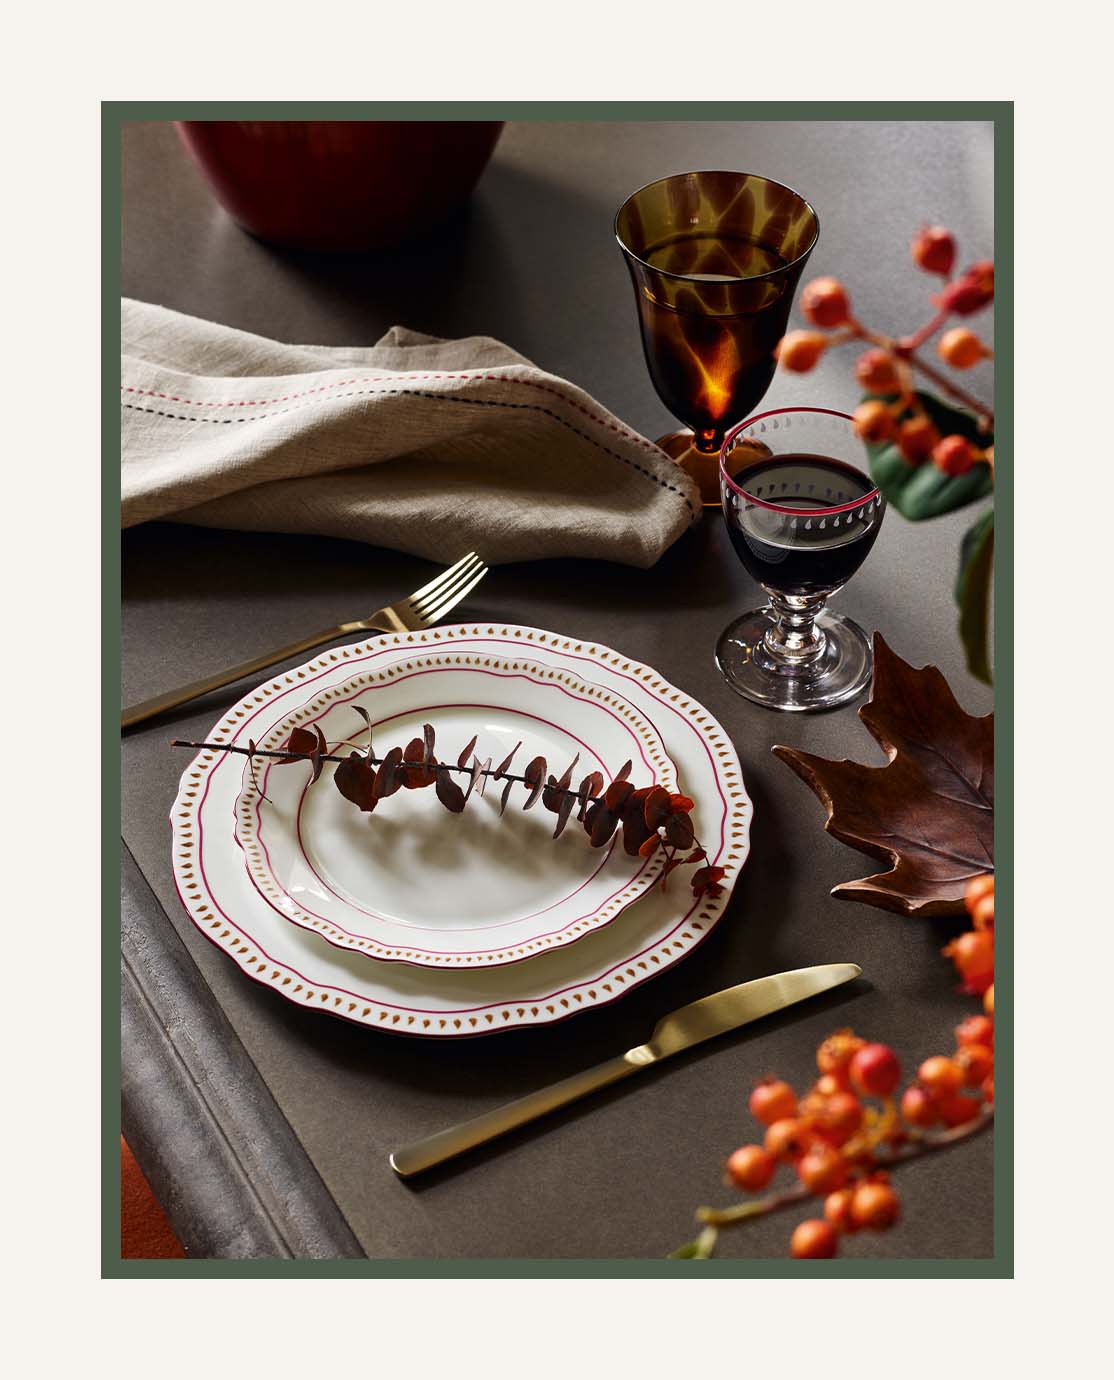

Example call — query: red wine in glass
[723,453,884,596]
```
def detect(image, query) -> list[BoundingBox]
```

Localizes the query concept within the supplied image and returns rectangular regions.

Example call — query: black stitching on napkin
[122,387,699,521]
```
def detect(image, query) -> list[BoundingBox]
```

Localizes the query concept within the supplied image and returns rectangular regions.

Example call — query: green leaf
[955,508,995,684]
[863,390,993,521]
[667,1240,702,1259]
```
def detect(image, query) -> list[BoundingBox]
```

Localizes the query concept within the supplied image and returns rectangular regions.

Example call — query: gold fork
[121,551,488,730]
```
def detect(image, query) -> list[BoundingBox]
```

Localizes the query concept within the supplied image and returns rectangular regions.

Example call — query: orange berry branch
[775,226,994,478]
[671,874,996,1259]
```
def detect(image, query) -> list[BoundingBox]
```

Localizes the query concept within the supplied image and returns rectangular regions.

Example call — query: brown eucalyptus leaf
[615,760,632,783]
[464,756,485,804]
[493,743,521,780]
[499,777,515,816]
[401,737,436,788]
[577,772,604,820]
[638,833,661,858]
[541,775,562,813]
[664,811,695,850]
[541,754,580,814]
[621,815,654,856]
[308,725,328,783]
[584,800,619,848]
[643,785,672,830]
[476,757,492,797]
[522,755,547,810]
[352,706,374,760]
[373,745,404,800]
[422,723,436,768]
[435,765,466,813]
[772,634,993,917]
[287,726,318,757]
[334,751,377,812]
[659,857,685,890]
[457,734,478,770]
[552,791,577,839]
[603,778,635,812]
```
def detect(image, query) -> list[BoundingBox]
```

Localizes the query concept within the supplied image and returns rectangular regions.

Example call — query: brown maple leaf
[772,634,993,917]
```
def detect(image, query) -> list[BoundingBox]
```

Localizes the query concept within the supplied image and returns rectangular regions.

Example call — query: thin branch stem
[171,738,597,803]
[695,1109,993,1229]
[847,317,993,429]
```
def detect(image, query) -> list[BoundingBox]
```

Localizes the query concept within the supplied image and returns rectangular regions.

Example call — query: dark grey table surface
[121,118,996,1260]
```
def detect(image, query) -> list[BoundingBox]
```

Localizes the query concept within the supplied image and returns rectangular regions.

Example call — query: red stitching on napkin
[120,374,661,455]
[122,387,698,521]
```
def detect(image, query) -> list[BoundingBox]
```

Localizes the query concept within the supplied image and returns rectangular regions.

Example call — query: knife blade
[389,962,860,1177]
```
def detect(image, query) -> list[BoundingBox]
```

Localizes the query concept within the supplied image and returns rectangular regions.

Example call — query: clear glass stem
[761,589,831,669]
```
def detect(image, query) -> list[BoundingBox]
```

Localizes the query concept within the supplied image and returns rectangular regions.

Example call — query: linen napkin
[121,300,701,567]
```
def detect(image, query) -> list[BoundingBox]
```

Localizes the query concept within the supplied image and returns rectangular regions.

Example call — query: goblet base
[714,607,874,712]
[655,431,722,507]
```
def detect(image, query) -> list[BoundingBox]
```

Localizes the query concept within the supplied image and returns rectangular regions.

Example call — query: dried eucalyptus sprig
[172,718,727,901]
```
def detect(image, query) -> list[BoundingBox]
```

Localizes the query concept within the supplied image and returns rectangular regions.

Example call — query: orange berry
[849,1043,901,1098]
[944,930,994,985]
[855,348,900,393]
[964,874,994,914]
[790,1218,839,1258]
[938,327,990,369]
[897,414,940,463]
[932,434,976,476]
[900,1084,939,1128]
[972,893,994,931]
[956,1014,994,1050]
[937,1092,982,1127]
[853,399,896,443]
[917,1055,964,1096]
[815,1092,864,1147]
[776,330,828,372]
[764,1117,813,1162]
[801,276,851,328]
[725,1144,777,1192]
[912,225,956,277]
[850,1181,901,1231]
[984,984,994,1016]
[938,260,994,314]
[955,1044,993,1087]
[797,1142,849,1195]
[749,1078,798,1126]
[816,1030,865,1082]
[824,1188,858,1233]
[815,1073,845,1098]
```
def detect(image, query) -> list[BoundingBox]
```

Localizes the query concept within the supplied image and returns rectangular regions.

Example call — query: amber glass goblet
[615,171,819,504]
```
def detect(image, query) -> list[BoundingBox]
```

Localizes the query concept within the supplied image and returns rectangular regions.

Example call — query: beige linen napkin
[121,300,700,567]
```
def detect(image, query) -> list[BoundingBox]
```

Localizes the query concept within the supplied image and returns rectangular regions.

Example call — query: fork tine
[416,563,488,624]
[406,552,480,606]
[411,557,488,617]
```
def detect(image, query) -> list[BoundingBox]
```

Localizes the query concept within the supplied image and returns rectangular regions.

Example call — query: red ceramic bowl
[175,120,504,252]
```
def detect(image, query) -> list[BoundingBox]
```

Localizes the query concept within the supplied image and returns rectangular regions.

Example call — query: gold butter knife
[389,962,861,1177]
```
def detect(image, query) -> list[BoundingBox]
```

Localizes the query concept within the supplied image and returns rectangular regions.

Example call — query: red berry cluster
[715,872,996,1259]
[775,226,994,478]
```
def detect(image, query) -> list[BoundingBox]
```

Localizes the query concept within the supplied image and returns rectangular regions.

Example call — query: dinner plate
[234,652,678,967]
[171,624,752,1036]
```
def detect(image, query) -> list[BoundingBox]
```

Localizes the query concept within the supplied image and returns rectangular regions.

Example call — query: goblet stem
[761,589,832,669]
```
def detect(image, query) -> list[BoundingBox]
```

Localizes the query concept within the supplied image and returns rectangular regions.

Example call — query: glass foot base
[715,608,874,712]
[655,431,722,507]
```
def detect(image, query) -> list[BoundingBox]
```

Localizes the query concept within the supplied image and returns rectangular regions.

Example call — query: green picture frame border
[103,100,1012,1279]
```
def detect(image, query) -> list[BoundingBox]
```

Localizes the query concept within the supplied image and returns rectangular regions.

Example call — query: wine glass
[615,171,819,504]
[717,407,886,712]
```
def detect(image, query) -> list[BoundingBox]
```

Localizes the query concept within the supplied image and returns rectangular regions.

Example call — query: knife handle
[389,1050,651,1177]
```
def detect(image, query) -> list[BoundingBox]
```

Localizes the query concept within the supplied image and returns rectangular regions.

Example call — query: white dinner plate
[234,652,677,967]
[171,624,753,1036]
